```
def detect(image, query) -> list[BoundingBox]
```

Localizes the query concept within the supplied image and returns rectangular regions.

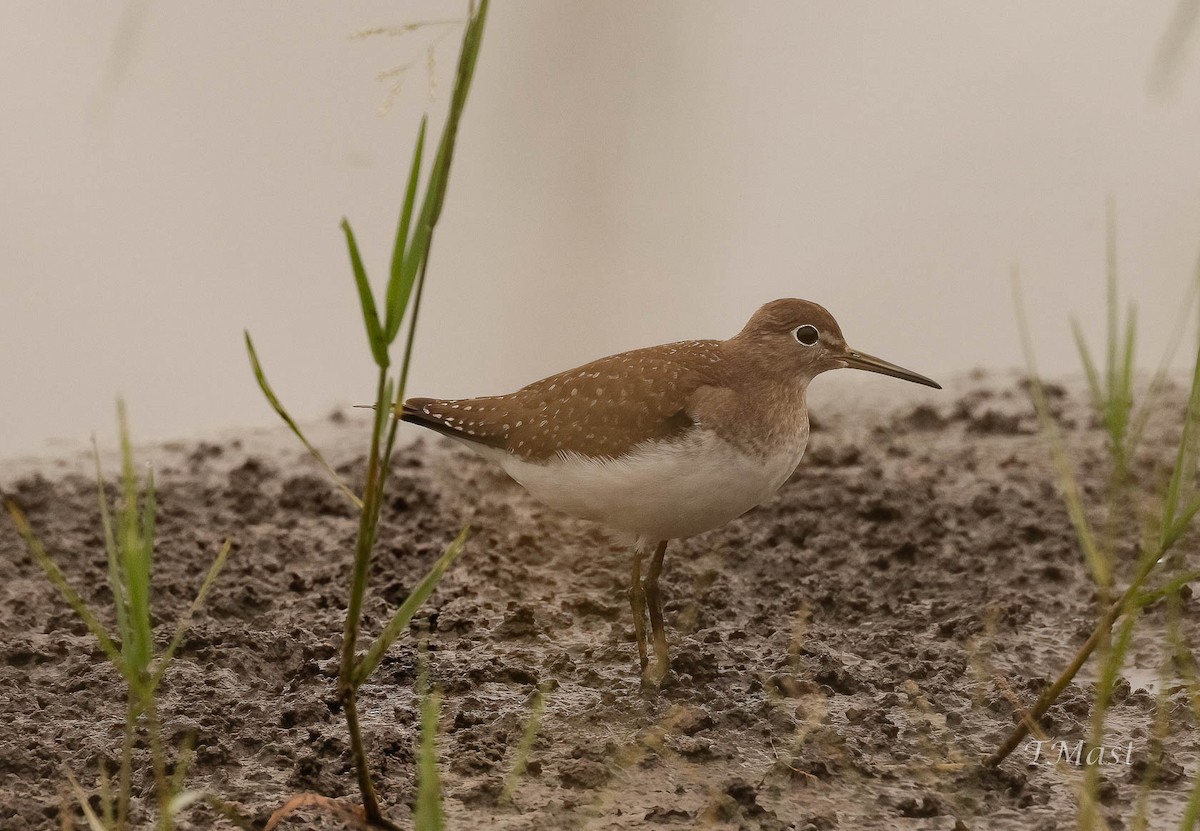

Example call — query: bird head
[733,298,941,389]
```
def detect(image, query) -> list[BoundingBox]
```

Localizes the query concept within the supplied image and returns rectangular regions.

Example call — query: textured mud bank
[2,374,1197,829]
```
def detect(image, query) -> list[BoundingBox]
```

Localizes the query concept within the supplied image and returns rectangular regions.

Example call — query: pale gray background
[2,2,1199,458]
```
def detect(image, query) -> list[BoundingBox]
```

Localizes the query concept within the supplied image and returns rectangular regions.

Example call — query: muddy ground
[2,373,1198,830]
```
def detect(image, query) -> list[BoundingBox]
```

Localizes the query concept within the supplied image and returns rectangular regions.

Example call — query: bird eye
[794,324,819,346]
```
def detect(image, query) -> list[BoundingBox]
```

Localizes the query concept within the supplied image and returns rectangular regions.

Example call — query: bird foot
[640,657,671,690]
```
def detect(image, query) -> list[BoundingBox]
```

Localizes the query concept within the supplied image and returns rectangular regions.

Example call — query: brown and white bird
[399,299,940,684]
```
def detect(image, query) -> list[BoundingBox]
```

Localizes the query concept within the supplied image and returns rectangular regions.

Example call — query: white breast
[472,426,808,544]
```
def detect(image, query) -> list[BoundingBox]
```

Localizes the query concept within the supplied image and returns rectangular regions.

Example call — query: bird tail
[398,397,443,429]
[397,397,504,450]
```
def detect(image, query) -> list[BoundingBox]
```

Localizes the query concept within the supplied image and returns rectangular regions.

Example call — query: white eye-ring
[794,324,819,346]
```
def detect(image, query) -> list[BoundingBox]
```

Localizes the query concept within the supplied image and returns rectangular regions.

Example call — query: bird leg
[643,540,670,685]
[628,545,648,671]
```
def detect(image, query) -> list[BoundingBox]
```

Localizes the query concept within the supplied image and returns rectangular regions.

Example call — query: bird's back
[401,339,727,462]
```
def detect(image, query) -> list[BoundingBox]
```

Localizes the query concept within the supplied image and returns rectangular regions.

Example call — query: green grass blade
[117,402,153,679]
[353,376,394,564]
[380,392,404,489]
[353,525,470,685]
[1137,569,1200,607]
[1070,318,1103,409]
[396,0,489,319]
[501,686,548,804]
[1014,270,1108,587]
[1165,586,1200,831]
[338,369,390,688]
[4,500,126,675]
[1104,302,1138,477]
[117,695,134,827]
[364,376,395,542]
[98,758,114,828]
[166,791,204,820]
[166,733,198,815]
[414,656,444,831]
[374,378,394,460]
[1091,602,1138,733]
[1115,303,1137,444]
[1183,767,1200,831]
[341,218,389,368]
[1164,492,1200,550]
[170,748,195,799]
[1128,253,1200,456]
[396,257,432,410]
[113,404,140,668]
[384,116,428,342]
[64,769,108,831]
[152,539,233,688]
[117,400,146,676]
[1161,331,1200,543]
[1180,346,1200,506]
[243,331,363,510]
[1132,662,1174,831]
[1081,603,1139,819]
[93,436,131,654]
[118,398,137,522]
[138,466,158,675]
[166,733,201,820]
[123,536,152,680]
[1120,303,1137,407]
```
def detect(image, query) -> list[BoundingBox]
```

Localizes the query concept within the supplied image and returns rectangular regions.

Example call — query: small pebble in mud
[279,474,355,517]
[494,604,540,638]
[7,473,54,512]
[558,758,610,789]
[895,793,941,817]
[967,409,1026,435]
[806,443,863,467]
[897,403,947,432]
[845,705,868,723]
[186,441,224,467]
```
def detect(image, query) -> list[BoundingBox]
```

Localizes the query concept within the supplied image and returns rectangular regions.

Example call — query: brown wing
[400,340,726,461]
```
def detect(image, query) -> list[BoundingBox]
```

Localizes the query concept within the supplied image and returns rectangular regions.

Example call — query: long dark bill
[842,349,941,389]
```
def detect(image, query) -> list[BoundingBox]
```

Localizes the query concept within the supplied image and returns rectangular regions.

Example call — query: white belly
[474,427,807,543]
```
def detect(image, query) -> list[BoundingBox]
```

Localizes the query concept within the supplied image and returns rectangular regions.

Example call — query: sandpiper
[399,298,940,684]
